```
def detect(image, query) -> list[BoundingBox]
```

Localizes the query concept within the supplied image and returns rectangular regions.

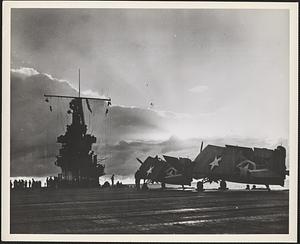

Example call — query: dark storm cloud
[10,68,289,177]
[97,136,201,176]
[10,68,79,176]
[11,9,289,140]
[107,106,169,142]
[10,68,175,176]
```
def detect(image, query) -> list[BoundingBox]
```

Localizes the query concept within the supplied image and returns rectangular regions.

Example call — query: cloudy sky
[10,8,289,177]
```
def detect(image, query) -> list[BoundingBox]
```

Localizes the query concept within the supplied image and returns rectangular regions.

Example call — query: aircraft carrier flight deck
[10,187,288,234]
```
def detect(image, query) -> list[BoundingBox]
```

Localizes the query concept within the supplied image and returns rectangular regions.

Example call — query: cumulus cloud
[10,69,75,176]
[11,67,39,78]
[81,89,106,98]
[10,67,288,177]
[10,67,187,176]
[11,67,108,99]
[152,109,192,120]
[95,136,201,176]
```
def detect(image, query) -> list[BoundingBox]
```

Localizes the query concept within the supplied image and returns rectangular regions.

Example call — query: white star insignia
[146,166,154,176]
[209,156,222,171]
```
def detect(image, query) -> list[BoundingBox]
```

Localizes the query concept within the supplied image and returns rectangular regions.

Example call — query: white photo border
[2,1,298,242]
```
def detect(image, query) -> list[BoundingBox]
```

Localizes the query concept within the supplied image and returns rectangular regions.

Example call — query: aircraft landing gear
[197,181,204,192]
[135,178,141,190]
[161,182,165,190]
[220,180,227,190]
[141,182,149,191]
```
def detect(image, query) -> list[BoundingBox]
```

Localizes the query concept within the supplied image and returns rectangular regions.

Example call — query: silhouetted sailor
[111,174,115,186]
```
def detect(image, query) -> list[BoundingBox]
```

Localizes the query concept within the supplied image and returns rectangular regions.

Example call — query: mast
[78,68,80,98]
[44,72,111,187]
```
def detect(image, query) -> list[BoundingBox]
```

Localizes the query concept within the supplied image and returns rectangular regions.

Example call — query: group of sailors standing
[10,178,58,190]
[10,179,42,190]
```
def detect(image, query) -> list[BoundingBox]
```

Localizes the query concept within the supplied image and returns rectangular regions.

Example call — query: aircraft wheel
[141,183,149,191]
[197,181,204,192]
[220,180,227,190]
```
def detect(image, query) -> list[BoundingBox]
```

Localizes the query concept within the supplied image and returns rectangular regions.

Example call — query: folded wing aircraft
[135,143,288,191]
[192,144,287,190]
[135,155,193,188]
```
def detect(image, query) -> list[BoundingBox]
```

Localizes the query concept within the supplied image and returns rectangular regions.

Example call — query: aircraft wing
[192,144,225,179]
[163,155,184,172]
[137,156,168,182]
[164,174,192,185]
[192,144,287,186]
[248,169,279,178]
[163,155,193,185]
[136,155,193,185]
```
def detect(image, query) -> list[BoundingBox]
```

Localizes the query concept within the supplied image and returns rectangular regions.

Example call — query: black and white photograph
[2,1,298,242]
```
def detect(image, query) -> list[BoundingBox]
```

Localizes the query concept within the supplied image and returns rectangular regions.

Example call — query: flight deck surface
[10,187,288,234]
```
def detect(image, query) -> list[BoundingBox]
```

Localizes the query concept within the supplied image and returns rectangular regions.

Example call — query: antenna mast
[78,68,81,98]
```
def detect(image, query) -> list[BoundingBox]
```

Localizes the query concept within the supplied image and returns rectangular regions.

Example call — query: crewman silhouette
[111,174,115,186]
